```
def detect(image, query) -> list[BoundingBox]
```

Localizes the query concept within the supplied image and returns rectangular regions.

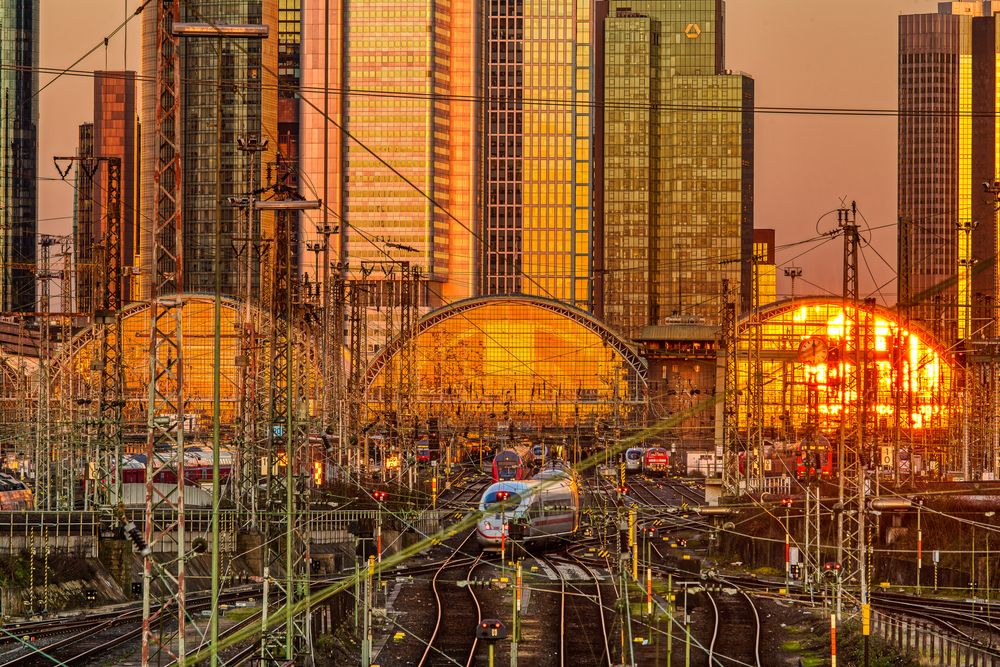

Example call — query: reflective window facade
[753,228,776,306]
[300,0,477,306]
[733,300,956,472]
[366,298,645,427]
[0,1,38,312]
[140,1,278,297]
[54,296,318,435]
[482,0,593,310]
[92,72,139,304]
[73,124,96,315]
[898,3,1000,346]
[602,0,753,338]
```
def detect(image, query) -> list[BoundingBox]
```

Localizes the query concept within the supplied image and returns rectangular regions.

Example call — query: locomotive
[491,449,527,482]
[476,461,579,551]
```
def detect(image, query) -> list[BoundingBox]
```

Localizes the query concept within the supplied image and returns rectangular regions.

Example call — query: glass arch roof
[366,296,647,428]
[737,298,958,470]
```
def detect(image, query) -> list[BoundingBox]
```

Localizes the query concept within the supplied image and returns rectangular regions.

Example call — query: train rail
[541,553,612,667]
[416,531,482,667]
[705,582,762,667]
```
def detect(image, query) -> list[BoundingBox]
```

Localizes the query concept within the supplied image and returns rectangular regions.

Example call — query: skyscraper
[898,1,1000,345]
[0,1,39,312]
[300,0,477,307]
[140,1,278,297]
[73,124,96,315]
[481,0,594,310]
[93,71,139,304]
[600,0,754,338]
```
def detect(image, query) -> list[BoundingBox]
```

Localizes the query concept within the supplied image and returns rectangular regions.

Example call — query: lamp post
[170,21,268,667]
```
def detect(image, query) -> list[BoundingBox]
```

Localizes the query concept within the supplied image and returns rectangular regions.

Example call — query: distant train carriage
[624,447,644,474]
[492,450,526,482]
[0,473,32,510]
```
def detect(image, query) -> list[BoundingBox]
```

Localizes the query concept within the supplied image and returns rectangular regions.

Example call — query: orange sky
[37,0,943,304]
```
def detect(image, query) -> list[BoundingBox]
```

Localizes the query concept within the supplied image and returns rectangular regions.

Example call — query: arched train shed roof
[745,297,955,364]
[365,294,648,387]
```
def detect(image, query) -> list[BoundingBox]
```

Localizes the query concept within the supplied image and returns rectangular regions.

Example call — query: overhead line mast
[141,1,188,663]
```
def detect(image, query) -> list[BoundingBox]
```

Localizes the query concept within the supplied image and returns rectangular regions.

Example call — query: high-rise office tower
[73,124,97,314]
[600,0,753,338]
[278,0,301,269]
[0,1,39,312]
[898,1,1000,345]
[481,0,594,310]
[140,1,278,297]
[94,71,139,304]
[300,0,477,307]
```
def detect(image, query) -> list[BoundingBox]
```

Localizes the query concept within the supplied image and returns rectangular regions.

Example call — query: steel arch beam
[364,294,648,389]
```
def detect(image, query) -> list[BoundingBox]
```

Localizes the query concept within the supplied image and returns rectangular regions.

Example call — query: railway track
[416,531,483,667]
[541,553,612,667]
[705,582,762,667]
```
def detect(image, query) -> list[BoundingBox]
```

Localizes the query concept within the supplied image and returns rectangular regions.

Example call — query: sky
[37,0,945,305]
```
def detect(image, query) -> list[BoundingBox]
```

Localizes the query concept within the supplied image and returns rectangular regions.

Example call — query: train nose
[476,516,507,545]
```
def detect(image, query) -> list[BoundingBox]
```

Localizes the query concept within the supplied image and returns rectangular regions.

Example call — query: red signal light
[373,490,388,502]
[496,491,510,502]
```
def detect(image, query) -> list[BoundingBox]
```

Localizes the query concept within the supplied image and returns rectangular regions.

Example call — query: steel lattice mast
[836,201,863,619]
[259,198,319,663]
[720,278,740,496]
[141,1,189,663]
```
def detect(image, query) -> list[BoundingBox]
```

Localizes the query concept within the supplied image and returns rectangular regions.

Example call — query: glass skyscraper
[482,0,594,310]
[300,0,477,307]
[898,1,1000,345]
[140,1,278,297]
[600,0,753,338]
[0,1,38,312]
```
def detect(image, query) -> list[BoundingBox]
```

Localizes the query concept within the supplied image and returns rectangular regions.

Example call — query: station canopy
[365,296,647,429]
[737,298,957,455]
[51,295,320,439]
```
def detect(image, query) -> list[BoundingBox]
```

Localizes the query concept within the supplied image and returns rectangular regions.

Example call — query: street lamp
[171,21,269,667]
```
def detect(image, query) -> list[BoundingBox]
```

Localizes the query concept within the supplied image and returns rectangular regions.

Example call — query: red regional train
[738,436,833,480]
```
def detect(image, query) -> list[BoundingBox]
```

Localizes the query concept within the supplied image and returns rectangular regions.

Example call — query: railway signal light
[780,497,793,508]
[476,618,507,641]
[495,490,510,502]
[373,490,388,503]
[822,561,841,580]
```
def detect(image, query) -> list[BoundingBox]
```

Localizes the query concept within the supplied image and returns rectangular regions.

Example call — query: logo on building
[684,23,701,39]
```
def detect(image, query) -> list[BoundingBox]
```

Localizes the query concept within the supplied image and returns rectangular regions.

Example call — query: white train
[476,462,580,551]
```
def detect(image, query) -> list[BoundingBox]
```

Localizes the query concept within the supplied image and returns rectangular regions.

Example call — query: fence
[872,609,1000,666]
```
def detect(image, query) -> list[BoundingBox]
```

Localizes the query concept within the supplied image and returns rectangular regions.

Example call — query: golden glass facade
[515,0,593,309]
[898,4,1000,346]
[736,300,956,463]
[300,0,476,305]
[366,298,645,427]
[603,0,753,338]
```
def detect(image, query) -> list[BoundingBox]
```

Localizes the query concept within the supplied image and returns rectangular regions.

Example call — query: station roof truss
[365,295,648,427]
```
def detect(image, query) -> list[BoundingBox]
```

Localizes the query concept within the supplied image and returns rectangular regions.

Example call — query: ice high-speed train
[476,462,579,550]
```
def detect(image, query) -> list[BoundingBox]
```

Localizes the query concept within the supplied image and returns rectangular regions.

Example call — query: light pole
[783,266,802,302]
[170,21,269,667]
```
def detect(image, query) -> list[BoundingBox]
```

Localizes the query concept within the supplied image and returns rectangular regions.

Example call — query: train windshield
[626,449,643,461]
[481,491,523,510]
